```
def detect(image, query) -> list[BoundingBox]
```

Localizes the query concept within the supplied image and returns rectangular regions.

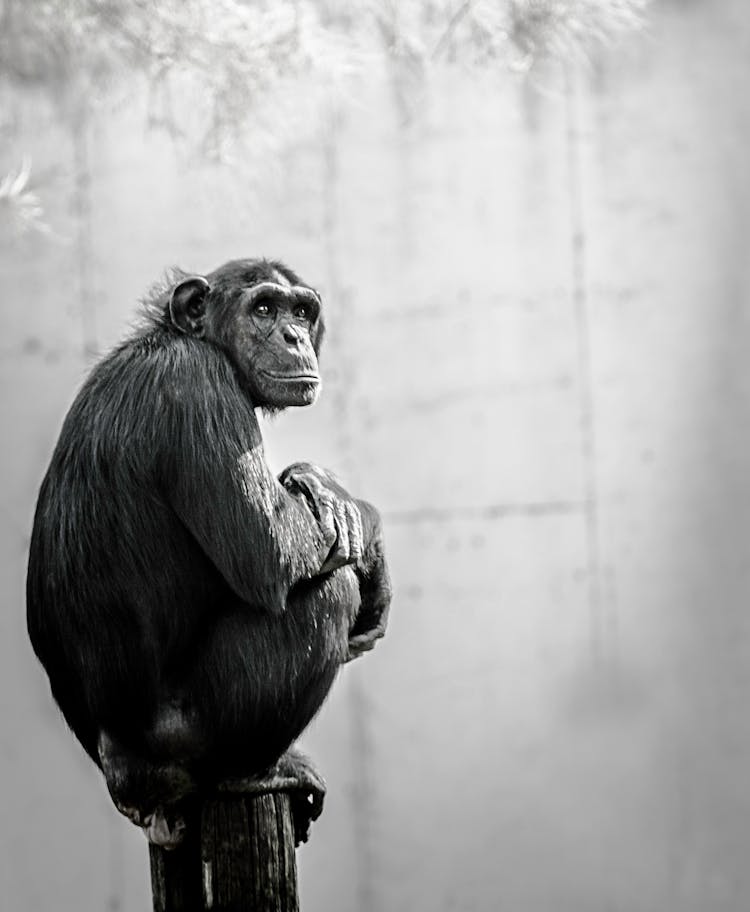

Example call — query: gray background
[2,1,750,910]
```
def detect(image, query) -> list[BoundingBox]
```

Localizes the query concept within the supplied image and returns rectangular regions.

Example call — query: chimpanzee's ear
[169,276,210,336]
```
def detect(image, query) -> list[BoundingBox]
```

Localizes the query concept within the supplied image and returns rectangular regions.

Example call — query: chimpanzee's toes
[219,747,326,845]
[144,806,187,849]
[271,747,326,845]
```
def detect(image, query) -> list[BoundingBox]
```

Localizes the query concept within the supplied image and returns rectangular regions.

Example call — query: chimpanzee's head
[169,258,325,409]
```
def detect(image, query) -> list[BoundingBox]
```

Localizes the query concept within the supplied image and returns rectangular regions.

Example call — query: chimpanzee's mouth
[260,370,320,383]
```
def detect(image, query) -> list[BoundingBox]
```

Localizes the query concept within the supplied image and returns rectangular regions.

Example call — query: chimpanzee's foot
[219,746,326,846]
[268,747,327,846]
[111,801,187,848]
[143,806,188,848]
[271,746,326,844]
[98,730,195,849]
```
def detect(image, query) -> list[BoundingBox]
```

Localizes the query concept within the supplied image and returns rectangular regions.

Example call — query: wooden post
[149,790,300,912]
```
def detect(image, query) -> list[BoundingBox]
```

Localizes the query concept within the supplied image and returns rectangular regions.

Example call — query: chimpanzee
[26,258,391,847]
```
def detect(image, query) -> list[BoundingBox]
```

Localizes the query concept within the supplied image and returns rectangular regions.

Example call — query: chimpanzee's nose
[282,324,302,345]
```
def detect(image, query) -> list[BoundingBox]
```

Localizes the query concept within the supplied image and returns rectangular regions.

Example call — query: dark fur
[26,258,388,802]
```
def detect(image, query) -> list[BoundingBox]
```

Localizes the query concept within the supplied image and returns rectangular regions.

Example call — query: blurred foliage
[0,0,651,114]
[505,0,650,63]
[0,0,360,158]
[0,159,50,236]
[373,0,650,69]
[0,0,649,232]
[0,0,650,144]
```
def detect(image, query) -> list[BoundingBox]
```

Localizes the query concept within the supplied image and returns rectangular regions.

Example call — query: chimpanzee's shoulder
[93,329,232,394]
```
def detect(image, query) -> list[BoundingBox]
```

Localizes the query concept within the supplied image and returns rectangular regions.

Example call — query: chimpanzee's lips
[260,370,320,383]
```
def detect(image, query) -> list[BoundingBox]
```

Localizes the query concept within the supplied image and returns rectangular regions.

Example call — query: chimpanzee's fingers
[318,500,351,575]
[346,502,364,562]
[291,471,360,573]
[317,495,338,551]
[308,465,338,486]
[333,499,351,560]
[294,472,324,509]
[293,474,336,548]
[318,493,352,574]
[346,627,385,662]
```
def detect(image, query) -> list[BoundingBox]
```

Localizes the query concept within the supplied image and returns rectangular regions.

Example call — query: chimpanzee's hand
[279,462,364,574]
[346,505,391,661]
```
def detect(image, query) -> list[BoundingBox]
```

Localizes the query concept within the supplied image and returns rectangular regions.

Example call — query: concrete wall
[2,1,750,909]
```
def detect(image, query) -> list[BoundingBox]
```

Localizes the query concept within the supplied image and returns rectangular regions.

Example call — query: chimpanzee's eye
[253,301,274,318]
[293,303,310,321]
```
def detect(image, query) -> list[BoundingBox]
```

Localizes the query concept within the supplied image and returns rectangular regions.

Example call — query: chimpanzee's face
[168,260,325,410]
[231,270,323,409]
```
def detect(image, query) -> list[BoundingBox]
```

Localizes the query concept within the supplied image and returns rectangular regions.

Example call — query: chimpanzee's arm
[156,344,347,612]
[279,463,392,656]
